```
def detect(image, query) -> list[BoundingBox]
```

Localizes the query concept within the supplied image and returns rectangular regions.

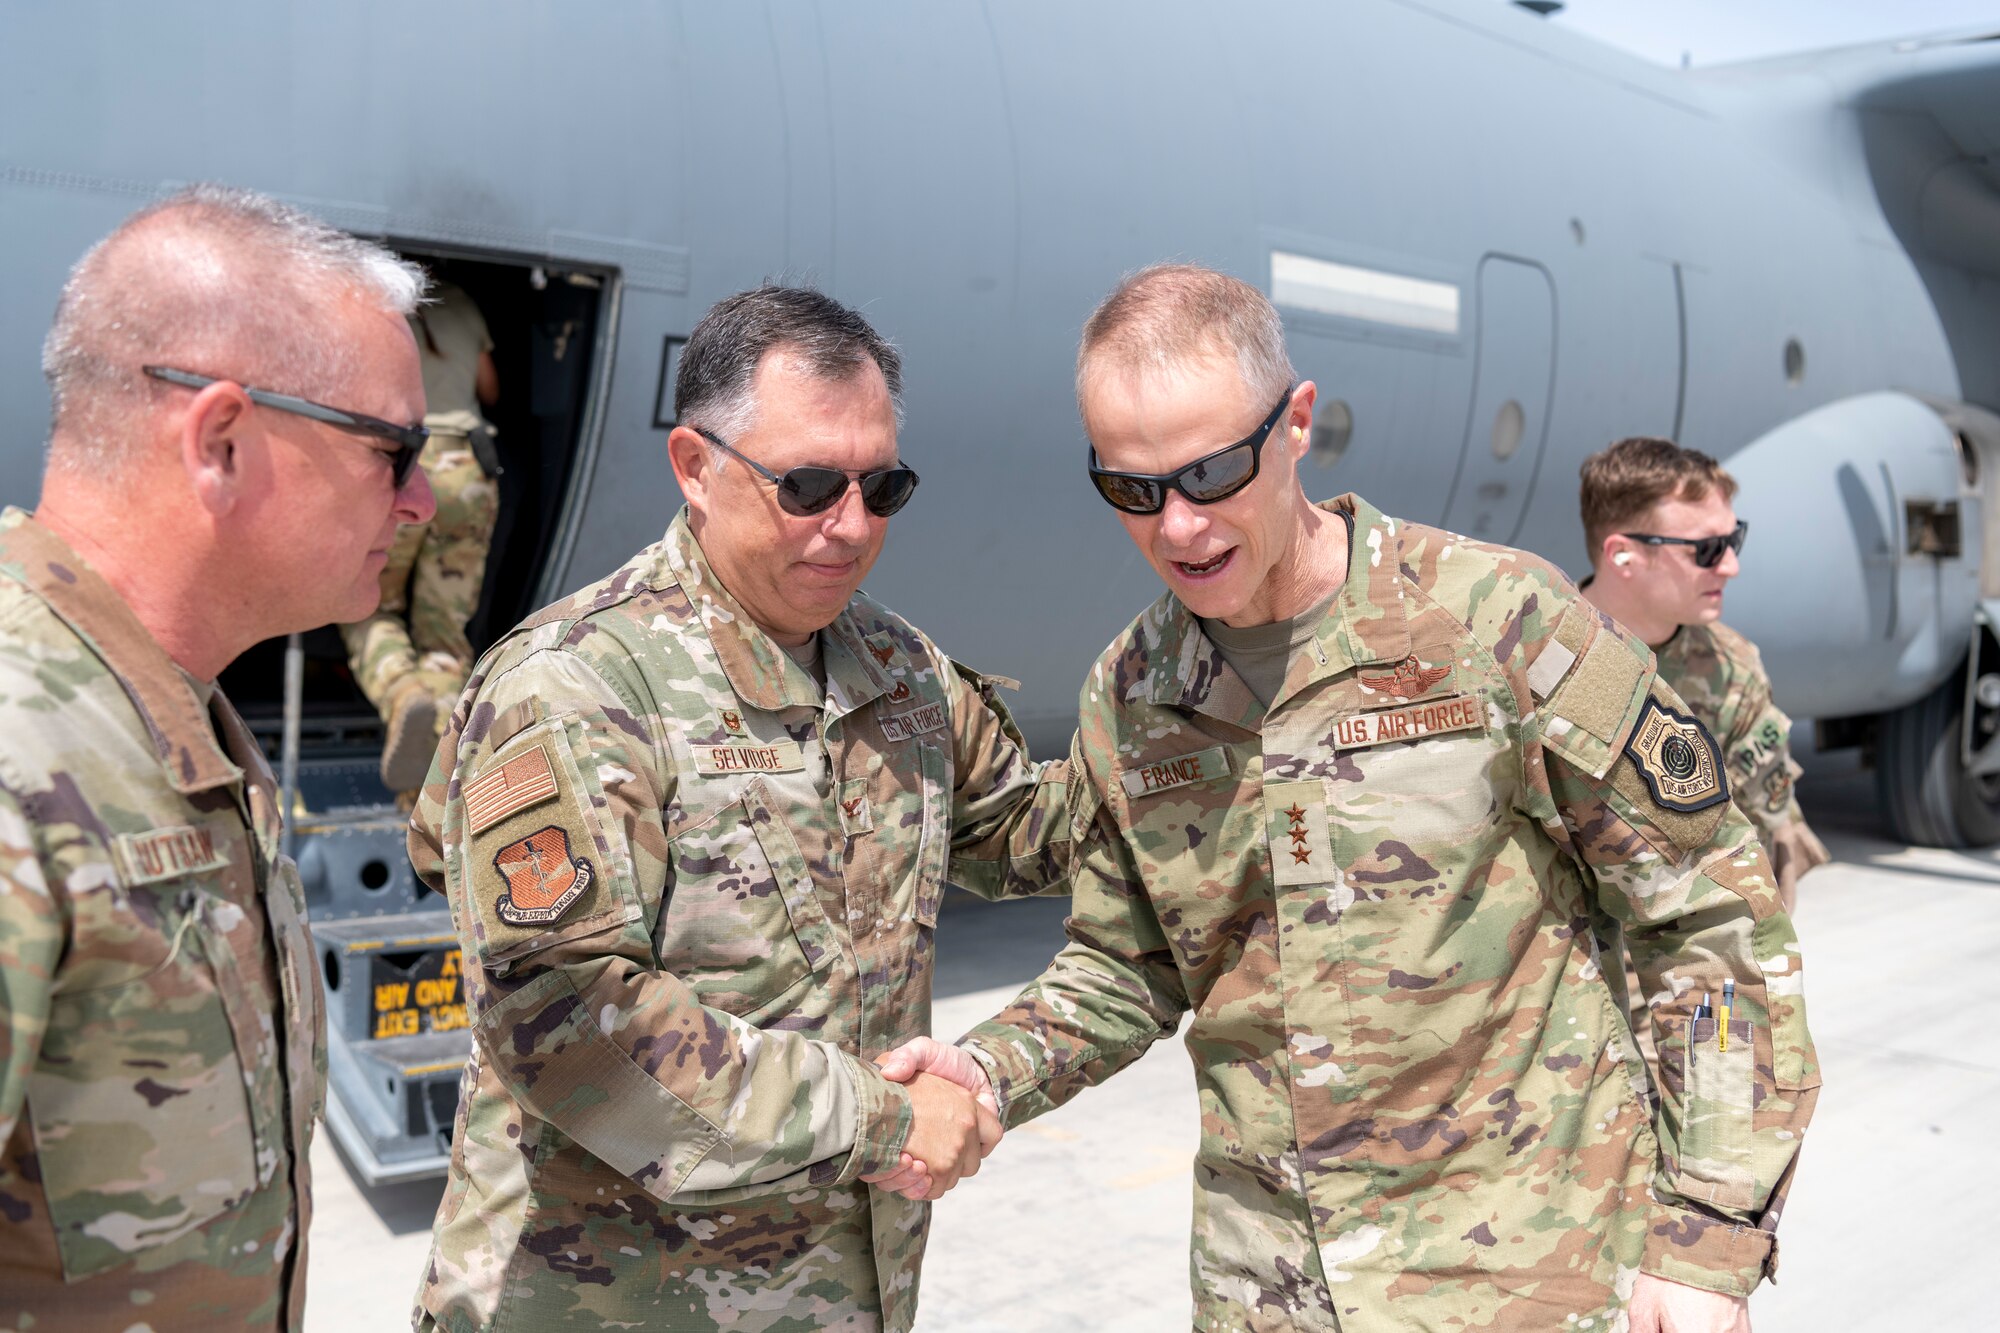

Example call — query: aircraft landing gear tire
[1877,666,2000,849]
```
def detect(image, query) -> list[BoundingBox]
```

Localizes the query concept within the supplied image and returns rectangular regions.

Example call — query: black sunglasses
[693,427,920,518]
[143,365,429,488]
[1621,519,1749,569]
[1087,385,1296,515]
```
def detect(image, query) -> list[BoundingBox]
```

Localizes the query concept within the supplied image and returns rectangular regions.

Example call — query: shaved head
[41,184,426,472]
[1077,263,1295,405]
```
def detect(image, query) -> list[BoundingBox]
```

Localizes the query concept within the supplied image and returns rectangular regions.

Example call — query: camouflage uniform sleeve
[1523,602,1818,1297]
[956,735,1188,1127]
[411,647,913,1203]
[938,655,1072,900]
[0,777,62,1143]
[1724,660,1829,912]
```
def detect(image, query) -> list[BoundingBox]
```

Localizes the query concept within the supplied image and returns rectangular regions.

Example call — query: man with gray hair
[408,283,1070,1331]
[0,185,433,1328]
[879,264,1817,1333]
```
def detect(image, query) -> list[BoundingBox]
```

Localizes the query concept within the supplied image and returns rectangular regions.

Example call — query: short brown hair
[1578,437,1739,563]
[1076,263,1293,405]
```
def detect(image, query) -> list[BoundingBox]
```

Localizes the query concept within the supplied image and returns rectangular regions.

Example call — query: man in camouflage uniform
[880,266,1817,1332]
[342,278,503,793]
[0,187,433,1329]
[409,285,1070,1332]
[1580,437,1830,912]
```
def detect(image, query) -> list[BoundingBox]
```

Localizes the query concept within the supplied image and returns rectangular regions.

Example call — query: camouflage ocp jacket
[1655,621,1829,910]
[0,508,325,1330]
[964,495,1818,1333]
[410,510,1069,1333]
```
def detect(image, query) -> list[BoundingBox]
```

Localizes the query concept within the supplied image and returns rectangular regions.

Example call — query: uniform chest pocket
[662,776,839,1023]
[27,889,262,1280]
[1328,722,1512,891]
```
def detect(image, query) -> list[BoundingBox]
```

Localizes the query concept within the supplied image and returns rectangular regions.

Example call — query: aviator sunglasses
[1087,385,1296,515]
[1619,519,1749,569]
[693,426,920,517]
[144,365,429,487]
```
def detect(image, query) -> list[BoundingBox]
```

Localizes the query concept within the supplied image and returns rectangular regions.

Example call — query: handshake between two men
[863,1039,999,1200]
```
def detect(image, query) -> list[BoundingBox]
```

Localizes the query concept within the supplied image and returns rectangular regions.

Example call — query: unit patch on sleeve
[1622,696,1729,813]
[492,825,595,926]
[464,744,561,834]
[1118,746,1232,798]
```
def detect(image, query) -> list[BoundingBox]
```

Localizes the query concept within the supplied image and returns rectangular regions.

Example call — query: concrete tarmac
[307,751,1998,1330]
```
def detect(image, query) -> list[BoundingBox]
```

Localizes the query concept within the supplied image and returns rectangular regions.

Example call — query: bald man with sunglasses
[1580,437,1829,912]
[406,284,1070,1333]
[1,186,433,1330]
[878,265,1817,1333]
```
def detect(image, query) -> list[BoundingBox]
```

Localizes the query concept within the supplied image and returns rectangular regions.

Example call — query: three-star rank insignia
[1622,697,1728,813]
[1359,656,1452,701]
[493,825,595,926]
[1264,779,1338,886]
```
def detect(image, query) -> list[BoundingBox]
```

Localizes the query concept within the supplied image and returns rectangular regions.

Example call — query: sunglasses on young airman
[1086,385,1296,515]
[1619,519,1749,569]
[143,365,429,488]
[692,426,921,518]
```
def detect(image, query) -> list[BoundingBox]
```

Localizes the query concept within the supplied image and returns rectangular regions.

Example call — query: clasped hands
[861,1038,997,1201]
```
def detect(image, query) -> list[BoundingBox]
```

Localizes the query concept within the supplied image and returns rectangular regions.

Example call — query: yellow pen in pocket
[1718,978,1734,1052]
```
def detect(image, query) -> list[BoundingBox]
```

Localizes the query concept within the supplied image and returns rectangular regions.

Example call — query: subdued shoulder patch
[464,743,560,833]
[1622,696,1729,813]
[462,718,626,965]
[492,825,594,925]
[1604,685,1734,857]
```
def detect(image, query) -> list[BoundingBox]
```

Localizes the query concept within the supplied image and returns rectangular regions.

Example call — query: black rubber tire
[1877,666,2000,848]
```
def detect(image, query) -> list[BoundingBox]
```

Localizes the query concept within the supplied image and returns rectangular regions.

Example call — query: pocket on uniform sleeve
[1674,1015,1757,1210]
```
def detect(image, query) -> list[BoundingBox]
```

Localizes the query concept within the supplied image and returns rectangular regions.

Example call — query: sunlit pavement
[307,749,1998,1331]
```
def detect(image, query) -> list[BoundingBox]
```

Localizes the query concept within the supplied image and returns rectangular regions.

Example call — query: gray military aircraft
[5,0,1998,1181]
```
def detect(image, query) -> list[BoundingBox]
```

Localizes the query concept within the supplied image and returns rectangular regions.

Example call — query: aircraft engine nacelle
[1722,391,1978,721]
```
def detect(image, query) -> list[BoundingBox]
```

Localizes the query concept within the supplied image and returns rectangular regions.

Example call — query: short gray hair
[675,284,904,470]
[1076,263,1295,406]
[42,183,427,471]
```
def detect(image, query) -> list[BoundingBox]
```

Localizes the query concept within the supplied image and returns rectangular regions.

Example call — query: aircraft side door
[1442,255,1557,542]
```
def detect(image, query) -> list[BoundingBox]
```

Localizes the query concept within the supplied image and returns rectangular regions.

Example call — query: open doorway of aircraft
[5,0,1998,1180]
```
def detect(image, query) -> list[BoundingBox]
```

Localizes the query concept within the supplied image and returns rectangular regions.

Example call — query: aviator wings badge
[1359,657,1451,701]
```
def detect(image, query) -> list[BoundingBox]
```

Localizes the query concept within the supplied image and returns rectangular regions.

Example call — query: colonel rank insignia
[1623,697,1728,813]
[493,825,595,925]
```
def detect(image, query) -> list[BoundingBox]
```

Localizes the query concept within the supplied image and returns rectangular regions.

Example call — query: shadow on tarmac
[327,1134,449,1238]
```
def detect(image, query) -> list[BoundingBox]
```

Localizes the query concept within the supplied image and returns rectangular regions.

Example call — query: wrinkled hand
[861,1038,1001,1200]
[1628,1274,1751,1333]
